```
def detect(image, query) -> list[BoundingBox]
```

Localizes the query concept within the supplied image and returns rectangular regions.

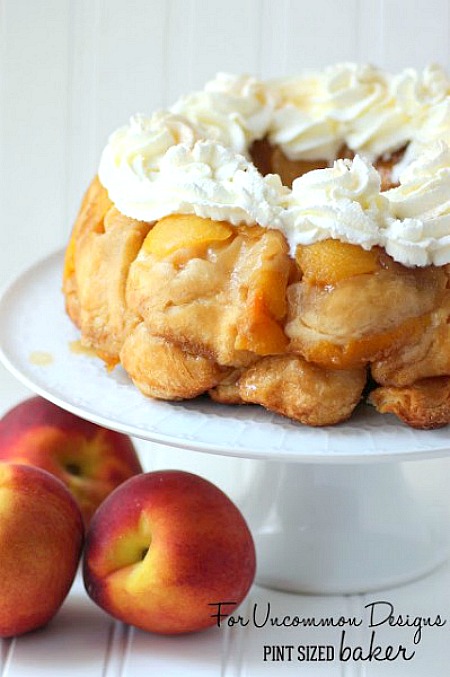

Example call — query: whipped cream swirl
[99,117,284,227]
[328,63,410,160]
[268,70,341,161]
[170,73,275,156]
[269,63,450,164]
[99,111,198,197]
[394,63,449,118]
[385,142,450,266]
[281,155,387,255]
[390,64,450,178]
[269,64,411,162]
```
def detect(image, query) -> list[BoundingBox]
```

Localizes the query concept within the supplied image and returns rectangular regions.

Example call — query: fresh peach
[0,397,142,526]
[83,470,256,634]
[0,463,83,637]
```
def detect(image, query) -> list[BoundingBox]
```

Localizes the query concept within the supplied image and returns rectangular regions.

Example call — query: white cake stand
[1,250,449,594]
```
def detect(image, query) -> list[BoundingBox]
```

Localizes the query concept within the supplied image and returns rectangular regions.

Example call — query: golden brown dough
[371,294,450,386]
[120,323,229,400]
[74,207,152,363]
[369,377,450,429]
[208,370,244,405]
[373,145,406,191]
[127,219,292,368]
[286,263,447,370]
[238,355,367,426]
[63,177,112,326]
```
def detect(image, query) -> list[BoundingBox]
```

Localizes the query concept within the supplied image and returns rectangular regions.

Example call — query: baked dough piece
[369,377,450,429]
[120,323,228,400]
[238,355,367,426]
[63,177,112,326]
[65,187,152,364]
[371,293,450,386]
[127,216,292,368]
[208,370,244,405]
[374,146,406,191]
[286,247,447,370]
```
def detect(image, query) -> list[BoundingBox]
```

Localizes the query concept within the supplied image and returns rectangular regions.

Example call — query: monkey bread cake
[63,63,450,429]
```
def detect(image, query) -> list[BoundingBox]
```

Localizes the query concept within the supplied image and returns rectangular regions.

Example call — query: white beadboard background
[2,3,450,676]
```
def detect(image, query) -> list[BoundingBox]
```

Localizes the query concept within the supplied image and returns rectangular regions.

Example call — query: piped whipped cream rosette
[393,98,450,178]
[384,142,450,266]
[99,110,285,227]
[98,111,199,214]
[280,155,388,256]
[278,145,450,267]
[269,63,450,165]
[170,73,276,156]
[393,63,450,119]
[267,69,342,162]
[268,63,409,162]
[335,63,449,160]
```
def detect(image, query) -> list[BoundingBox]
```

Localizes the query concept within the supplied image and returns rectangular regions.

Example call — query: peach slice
[296,239,380,286]
[251,269,288,321]
[236,291,288,356]
[142,214,234,259]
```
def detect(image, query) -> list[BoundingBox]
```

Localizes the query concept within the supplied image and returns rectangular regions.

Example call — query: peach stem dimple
[64,462,82,477]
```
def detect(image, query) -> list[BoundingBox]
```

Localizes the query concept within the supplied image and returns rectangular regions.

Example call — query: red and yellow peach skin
[0,463,84,637]
[0,396,143,525]
[83,470,256,634]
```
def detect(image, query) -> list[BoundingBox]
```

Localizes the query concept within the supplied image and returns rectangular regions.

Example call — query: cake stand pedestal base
[241,461,450,594]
